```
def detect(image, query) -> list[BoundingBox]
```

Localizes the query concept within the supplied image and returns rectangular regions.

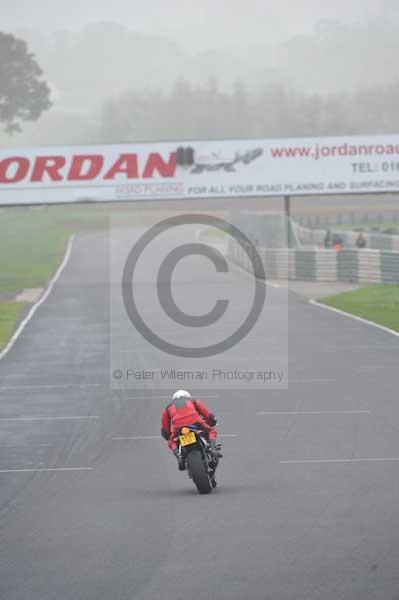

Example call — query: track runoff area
[1,134,399,600]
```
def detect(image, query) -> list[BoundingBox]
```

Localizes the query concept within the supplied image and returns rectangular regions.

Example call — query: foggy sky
[0,0,388,49]
[1,0,398,147]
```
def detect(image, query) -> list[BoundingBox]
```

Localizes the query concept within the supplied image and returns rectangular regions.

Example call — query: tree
[0,32,52,133]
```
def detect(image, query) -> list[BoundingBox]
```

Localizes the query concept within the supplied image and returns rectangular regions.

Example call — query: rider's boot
[173,449,186,471]
[209,439,223,458]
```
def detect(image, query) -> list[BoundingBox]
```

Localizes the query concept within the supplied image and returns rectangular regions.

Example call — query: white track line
[0,443,51,447]
[0,416,99,422]
[289,379,336,384]
[112,433,237,441]
[0,467,92,473]
[309,299,399,338]
[0,234,75,362]
[257,410,370,415]
[281,458,399,464]
[358,364,397,371]
[227,258,266,284]
[0,383,101,390]
[325,345,399,351]
[112,435,162,440]
[121,394,219,401]
[228,257,284,290]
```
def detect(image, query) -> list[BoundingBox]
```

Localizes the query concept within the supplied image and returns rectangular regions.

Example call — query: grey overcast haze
[0,0,391,48]
[3,5,399,600]
[1,0,399,145]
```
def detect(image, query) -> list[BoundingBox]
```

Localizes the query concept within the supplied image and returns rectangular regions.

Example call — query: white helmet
[172,389,191,401]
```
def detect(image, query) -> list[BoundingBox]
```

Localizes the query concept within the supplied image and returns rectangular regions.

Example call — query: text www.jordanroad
[270,142,399,160]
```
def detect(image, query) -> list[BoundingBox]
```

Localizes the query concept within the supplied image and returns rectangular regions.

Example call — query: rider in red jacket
[161,390,222,470]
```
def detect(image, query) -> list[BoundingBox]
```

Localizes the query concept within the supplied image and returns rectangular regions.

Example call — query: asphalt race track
[1,226,399,600]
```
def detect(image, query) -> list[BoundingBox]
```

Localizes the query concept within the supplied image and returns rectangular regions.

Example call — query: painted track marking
[112,433,237,440]
[0,234,76,361]
[0,467,92,473]
[281,458,399,464]
[309,298,399,338]
[0,383,102,390]
[257,410,370,415]
[289,379,336,383]
[0,416,99,422]
[119,394,219,401]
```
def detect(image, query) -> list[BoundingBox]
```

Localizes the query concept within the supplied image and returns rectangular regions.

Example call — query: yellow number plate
[179,431,196,446]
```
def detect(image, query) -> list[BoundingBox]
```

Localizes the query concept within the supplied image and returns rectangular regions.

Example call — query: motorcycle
[175,425,222,494]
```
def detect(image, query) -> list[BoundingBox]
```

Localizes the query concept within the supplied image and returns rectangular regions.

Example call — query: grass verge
[320,286,399,332]
[0,302,29,350]
[0,204,112,350]
[0,204,111,295]
[198,226,229,239]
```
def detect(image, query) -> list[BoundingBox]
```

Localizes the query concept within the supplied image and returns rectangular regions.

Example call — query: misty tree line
[0,32,51,134]
[96,79,399,143]
[3,22,399,145]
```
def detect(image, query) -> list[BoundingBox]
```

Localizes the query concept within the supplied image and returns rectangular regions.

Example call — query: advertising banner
[1,134,399,204]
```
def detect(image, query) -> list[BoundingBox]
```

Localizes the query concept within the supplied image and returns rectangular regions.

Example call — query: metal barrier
[228,242,399,284]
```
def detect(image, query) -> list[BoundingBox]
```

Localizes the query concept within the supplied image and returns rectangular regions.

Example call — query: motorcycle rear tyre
[187,450,212,494]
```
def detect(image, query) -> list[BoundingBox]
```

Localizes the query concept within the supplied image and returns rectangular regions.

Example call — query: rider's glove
[208,413,217,427]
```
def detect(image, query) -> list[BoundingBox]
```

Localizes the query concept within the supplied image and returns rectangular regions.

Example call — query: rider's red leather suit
[161,398,218,450]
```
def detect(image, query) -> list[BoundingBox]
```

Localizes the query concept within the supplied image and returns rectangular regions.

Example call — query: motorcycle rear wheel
[187,450,212,494]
